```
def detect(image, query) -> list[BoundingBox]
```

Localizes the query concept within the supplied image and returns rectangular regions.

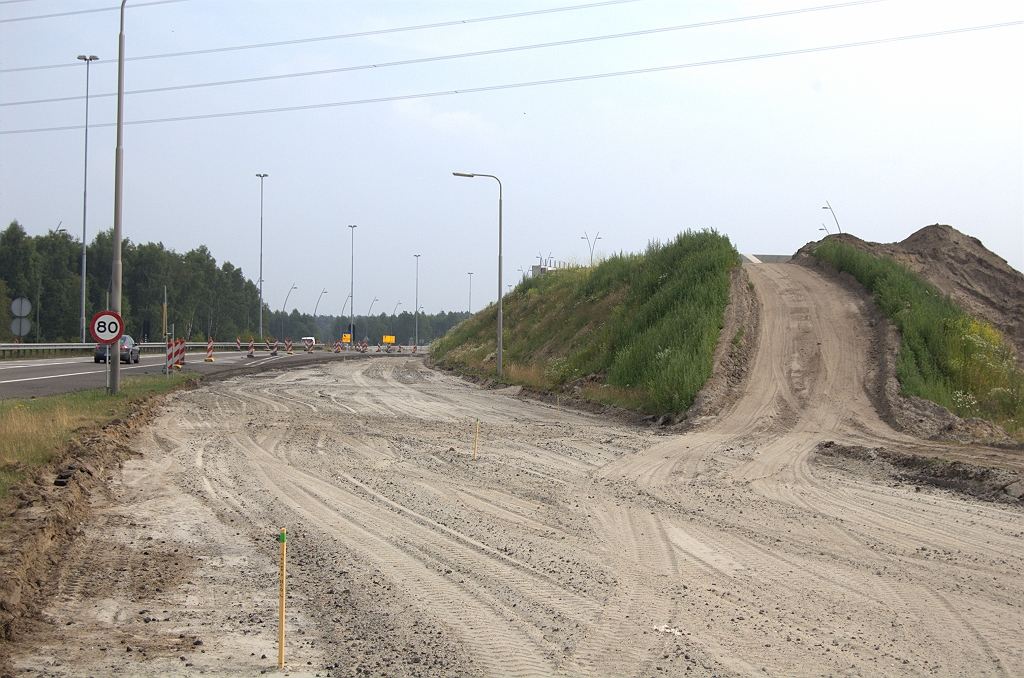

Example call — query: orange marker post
[278,527,286,668]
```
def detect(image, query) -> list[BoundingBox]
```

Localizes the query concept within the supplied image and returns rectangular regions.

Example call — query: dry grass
[0,373,197,498]
[504,363,550,390]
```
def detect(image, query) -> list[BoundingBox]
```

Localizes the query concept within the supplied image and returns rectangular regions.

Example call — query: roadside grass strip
[431,229,739,415]
[0,373,198,498]
[811,238,1024,436]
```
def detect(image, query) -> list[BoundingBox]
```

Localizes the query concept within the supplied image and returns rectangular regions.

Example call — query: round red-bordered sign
[90,311,125,345]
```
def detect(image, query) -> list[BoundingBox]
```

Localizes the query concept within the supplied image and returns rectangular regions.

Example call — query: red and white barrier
[304,338,314,352]
[235,336,241,351]
[334,340,342,353]
[205,336,215,362]
[247,337,255,358]
[272,339,279,356]
[176,338,186,367]
[285,338,293,354]
[165,340,174,373]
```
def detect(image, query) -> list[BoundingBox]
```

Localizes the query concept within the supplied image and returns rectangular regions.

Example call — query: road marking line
[0,363,155,384]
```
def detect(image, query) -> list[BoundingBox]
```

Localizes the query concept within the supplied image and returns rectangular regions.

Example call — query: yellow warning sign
[383,335,396,344]
[342,333,352,343]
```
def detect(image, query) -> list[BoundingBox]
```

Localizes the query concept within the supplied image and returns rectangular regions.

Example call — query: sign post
[91,311,124,394]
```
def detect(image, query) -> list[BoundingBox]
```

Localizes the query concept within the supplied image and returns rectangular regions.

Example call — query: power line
[3,20,1019,136]
[0,0,189,23]
[0,0,882,108]
[0,0,639,72]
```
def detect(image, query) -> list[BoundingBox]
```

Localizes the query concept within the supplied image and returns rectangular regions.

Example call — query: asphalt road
[0,349,392,399]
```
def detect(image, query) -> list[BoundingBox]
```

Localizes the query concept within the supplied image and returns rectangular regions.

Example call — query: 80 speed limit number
[90,311,125,345]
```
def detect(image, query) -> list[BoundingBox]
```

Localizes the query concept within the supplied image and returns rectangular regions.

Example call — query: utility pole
[78,54,98,343]
[109,0,127,395]
[348,224,357,340]
[256,173,268,338]
[414,254,420,348]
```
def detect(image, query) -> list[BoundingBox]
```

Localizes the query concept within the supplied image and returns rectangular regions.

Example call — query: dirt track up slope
[11,263,1023,677]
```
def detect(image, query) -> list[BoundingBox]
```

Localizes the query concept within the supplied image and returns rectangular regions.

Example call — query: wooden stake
[278,527,286,668]
[473,418,479,460]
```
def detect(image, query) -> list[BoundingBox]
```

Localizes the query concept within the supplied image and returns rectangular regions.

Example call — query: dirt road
[12,264,1023,677]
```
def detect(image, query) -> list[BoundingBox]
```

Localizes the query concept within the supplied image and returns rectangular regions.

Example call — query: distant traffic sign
[342,333,352,343]
[11,297,31,318]
[383,335,396,344]
[10,317,31,337]
[90,311,125,345]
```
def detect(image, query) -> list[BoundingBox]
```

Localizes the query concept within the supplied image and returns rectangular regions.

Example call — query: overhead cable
[0,0,639,71]
[3,20,1019,136]
[1,0,883,108]
[0,0,189,23]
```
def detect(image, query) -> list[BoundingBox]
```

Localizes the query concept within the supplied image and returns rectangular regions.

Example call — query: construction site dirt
[4,261,1023,677]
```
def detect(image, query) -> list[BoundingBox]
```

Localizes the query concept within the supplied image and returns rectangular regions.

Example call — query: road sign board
[11,297,31,317]
[383,335,395,344]
[342,333,352,343]
[90,311,125,345]
[10,317,31,337]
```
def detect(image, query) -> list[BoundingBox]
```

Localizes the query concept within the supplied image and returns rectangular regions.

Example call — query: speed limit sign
[90,311,125,345]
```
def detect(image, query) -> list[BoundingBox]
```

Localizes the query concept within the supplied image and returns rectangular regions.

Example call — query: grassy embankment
[0,374,198,499]
[431,230,739,414]
[812,239,1023,435]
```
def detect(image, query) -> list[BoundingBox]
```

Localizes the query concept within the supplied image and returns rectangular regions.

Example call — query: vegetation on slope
[431,230,740,414]
[812,238,1023,435]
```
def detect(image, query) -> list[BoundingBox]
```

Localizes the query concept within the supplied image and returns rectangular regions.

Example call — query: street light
[822,201,842,234]
[77,54,98,344]
[414,254,420,348]
[467,272,473,313]
[453,172,503,376]
[281,284,297,340]
[820,223,830,235]
[365,297,378,341]
[348,224,357,341]
[109,0,127,395]
[37,224,67,342]
[391,301,401,335]
[581,231,602,267]
[256,173,268,338]
[313,288,328,321]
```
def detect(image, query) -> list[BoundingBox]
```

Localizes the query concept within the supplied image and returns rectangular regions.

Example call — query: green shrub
[431,230,739,414]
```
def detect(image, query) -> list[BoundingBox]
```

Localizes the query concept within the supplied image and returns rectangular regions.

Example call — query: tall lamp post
[77,54,98,344]
[581,231,602,267]
[365,297,378,341]
[467,272,473,313]
[281,284,297,340]
[256,173,268,338]
[109,0,127,395]
[313,288,328,336]
[414,254,420,348]
[348,224,357,341]
[822,201,842,234]
[391,301,401,335]
[453,172,502,376]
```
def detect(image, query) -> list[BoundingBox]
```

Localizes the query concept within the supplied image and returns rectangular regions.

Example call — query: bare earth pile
[825,224,1024,360]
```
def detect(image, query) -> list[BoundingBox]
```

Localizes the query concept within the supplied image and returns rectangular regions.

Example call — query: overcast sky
[2,0,1021,318]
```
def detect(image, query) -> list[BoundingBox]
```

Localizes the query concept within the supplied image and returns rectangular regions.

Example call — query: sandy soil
[8,263,1023,677]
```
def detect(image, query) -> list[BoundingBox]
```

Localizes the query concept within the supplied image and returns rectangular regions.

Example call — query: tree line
[0,221,468,345]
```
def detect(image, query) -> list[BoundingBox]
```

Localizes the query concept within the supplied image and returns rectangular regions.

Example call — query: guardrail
[0,342,425,359]
[1,341,244,359]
